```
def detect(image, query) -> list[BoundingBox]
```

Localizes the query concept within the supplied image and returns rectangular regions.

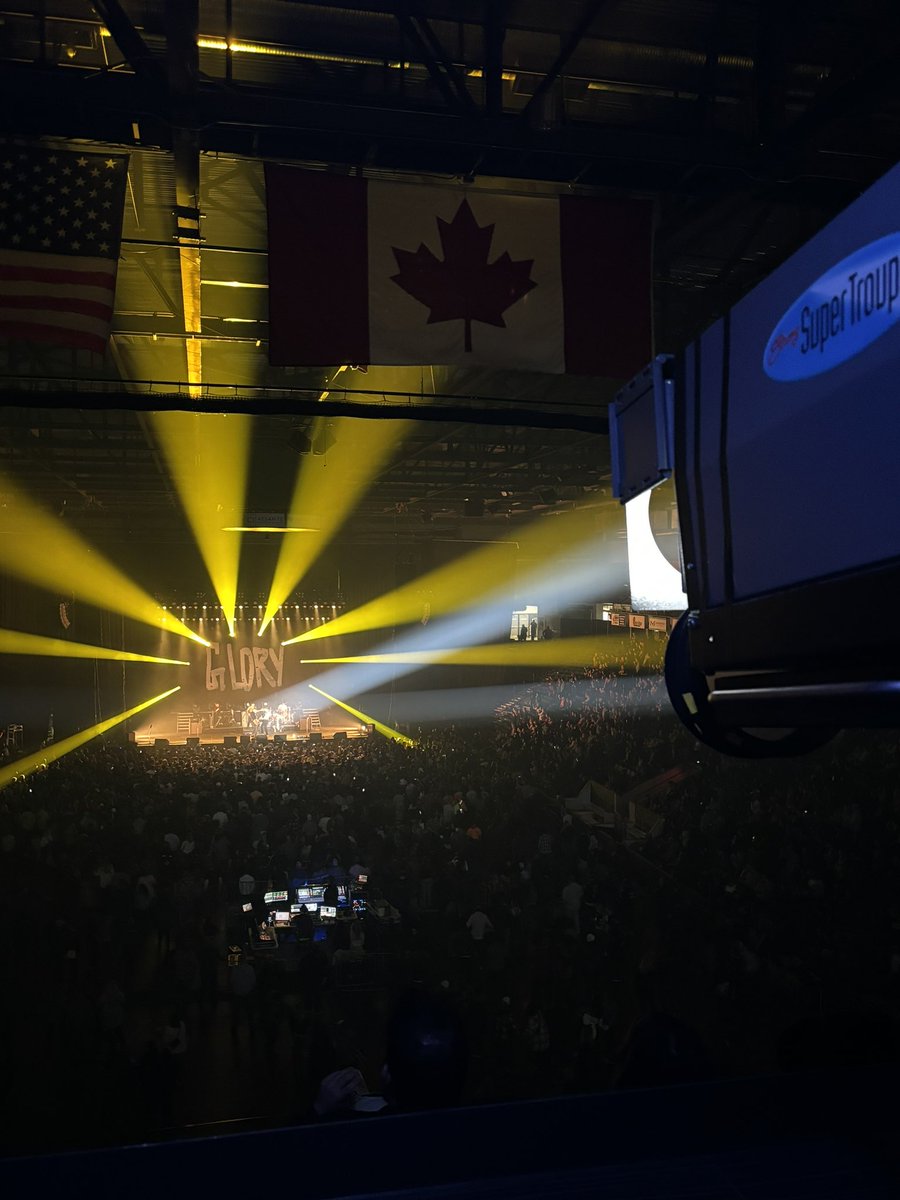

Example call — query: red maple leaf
[391,198,537,353]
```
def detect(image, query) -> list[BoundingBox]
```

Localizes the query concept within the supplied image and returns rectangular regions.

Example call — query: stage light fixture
[149,411,252,635]
[0,628,191,667]
[0,686,181,791]
[288,430,313,455]
[307,684,415,746]
[0,474,207,647]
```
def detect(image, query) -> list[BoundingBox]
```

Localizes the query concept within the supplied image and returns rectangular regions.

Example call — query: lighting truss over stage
[157,599,347,623]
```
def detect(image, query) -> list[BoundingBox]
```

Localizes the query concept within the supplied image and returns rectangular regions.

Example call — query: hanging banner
[266,166,652,376]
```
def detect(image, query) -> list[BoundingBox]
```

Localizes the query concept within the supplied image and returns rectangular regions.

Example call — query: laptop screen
[320,905,337,919]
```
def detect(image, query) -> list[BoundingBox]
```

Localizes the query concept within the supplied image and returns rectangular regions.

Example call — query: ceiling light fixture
[197,35,408,69]
[201,280,268,289]
[467,68,516,81]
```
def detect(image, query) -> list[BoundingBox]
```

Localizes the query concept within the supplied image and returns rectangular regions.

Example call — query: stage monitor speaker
[239,734,252,746]
[186,736,200,747]
[332,731,347,741]
[274,733,287,744]
[223,735,237,748]
[255,735,268,744]
[154,738,169,748]
[309,731,322,742]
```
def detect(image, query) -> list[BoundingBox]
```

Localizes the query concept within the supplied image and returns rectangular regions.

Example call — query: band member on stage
[257,705,271,735]
[243,701,257,731]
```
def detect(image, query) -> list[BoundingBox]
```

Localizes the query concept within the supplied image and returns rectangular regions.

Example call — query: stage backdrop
[126,617,341,739]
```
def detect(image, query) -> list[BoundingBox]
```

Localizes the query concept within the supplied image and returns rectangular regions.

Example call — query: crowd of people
[0,644,897,1153]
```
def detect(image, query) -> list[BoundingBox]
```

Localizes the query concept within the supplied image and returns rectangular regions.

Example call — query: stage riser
[132,730,363,749]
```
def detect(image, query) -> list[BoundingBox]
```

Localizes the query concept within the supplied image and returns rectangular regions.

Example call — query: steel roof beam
[0,386,608,434]
[484,0,507,118]
[0,60,881,191]
[91,0,163,83]
[522,0,607,121]
[395,7,477,113]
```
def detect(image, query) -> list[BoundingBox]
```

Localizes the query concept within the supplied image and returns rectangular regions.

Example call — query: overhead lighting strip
[198,35,408,69]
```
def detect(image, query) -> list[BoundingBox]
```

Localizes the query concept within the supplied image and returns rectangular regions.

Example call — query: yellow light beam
[259,411,406,634]
[308,683,415,746]
[0,473,208,647]
[149,411,252,635]
[284,503,609,646]
[0,686,181,791]
[0,628,190,666]
[300,634,667,669]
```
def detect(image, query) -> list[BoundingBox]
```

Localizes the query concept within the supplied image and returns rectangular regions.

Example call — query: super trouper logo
[763,233,900,381]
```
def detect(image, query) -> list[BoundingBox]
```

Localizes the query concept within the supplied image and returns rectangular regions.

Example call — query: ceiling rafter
[523,0,608,121]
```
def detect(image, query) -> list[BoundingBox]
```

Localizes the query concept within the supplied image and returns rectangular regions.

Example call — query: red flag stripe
[265,166,369,367]
[0,320,107,354]
[0,305,110,335]
[0,278,114,303]
[559,194,653,377]
[0,263,118,289]
[0,293,113,320]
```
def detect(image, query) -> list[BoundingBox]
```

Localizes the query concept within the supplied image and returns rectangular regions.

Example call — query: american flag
[0,143,128,355]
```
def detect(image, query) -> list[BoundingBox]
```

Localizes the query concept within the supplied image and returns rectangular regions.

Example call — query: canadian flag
[265,166,652,376]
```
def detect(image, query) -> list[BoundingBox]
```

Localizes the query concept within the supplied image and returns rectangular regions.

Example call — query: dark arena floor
[6,3,900,1191]
[1,658,900,1162]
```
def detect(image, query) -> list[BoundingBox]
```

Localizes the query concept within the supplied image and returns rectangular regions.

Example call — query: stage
[130,696,372,748]
[131,724,368,748]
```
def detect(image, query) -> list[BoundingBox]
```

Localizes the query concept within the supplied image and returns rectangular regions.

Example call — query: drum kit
[210,703,236,729]
[241,701,296,733]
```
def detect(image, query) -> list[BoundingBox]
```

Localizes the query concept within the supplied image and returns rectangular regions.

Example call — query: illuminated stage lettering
[128,619,327,741]
[205,641,284,692]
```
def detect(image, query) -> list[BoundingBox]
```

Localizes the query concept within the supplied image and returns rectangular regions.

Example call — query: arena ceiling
[1,0,900,553]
